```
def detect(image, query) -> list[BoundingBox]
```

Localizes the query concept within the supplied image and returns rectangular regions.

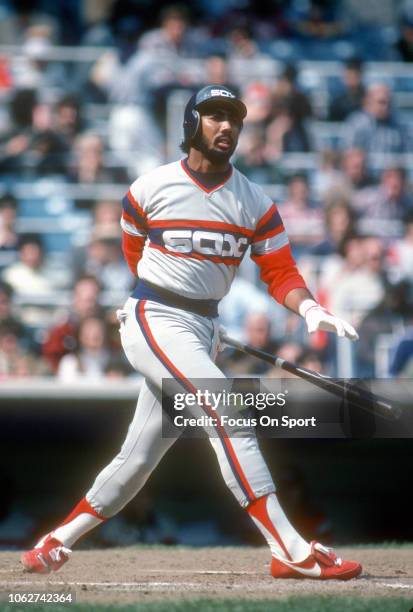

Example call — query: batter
[21,85,361,580]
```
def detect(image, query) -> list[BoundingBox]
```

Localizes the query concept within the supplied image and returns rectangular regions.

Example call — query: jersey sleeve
[250,201,308,304]
[120,181,148,275]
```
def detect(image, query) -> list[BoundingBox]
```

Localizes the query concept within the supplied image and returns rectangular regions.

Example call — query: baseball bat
[220,334,402,421]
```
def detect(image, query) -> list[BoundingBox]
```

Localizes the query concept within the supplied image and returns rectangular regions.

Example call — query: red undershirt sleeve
[251,203,309,304]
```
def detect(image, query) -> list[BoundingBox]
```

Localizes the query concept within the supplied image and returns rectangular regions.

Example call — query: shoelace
[312,542,342,567]
[49,545,72,563]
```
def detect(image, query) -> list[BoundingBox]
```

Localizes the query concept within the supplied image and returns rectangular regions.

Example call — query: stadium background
[1,0,413,555]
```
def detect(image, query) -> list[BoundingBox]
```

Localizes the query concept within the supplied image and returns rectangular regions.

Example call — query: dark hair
[18,233,43,250]
[180,139,190,154]
[345,57,363,71]
[74,274,102,291]
[56,93,80,111]
[337,232,360,258]
[0,281,13,299]
[9,88,37,128]
[282,63,298,83]
[0,193,17,210]
[382,165,406,181]
[403,210,413,225]
[288,172,308,185]
[160,4,189,24]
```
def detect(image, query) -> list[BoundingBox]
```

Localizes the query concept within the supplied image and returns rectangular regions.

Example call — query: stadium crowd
[1,0,413,381]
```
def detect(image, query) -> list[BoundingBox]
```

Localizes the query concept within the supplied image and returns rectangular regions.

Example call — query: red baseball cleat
[21,534,72,574]
[271,541,362,580]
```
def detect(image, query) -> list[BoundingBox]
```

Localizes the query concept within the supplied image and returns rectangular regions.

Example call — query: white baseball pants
[85,297,275,516]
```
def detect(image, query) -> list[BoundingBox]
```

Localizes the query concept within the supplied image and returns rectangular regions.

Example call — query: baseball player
[22,85,362,580]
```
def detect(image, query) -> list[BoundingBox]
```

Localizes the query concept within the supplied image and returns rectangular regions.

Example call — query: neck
[187,149,230,173]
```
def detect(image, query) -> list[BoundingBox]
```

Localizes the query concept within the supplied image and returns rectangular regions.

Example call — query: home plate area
[1,546,412,605]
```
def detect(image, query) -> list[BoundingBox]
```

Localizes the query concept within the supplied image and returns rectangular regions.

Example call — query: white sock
[46,497,106,549]
[52,514,103,548]
[247,493,311,561]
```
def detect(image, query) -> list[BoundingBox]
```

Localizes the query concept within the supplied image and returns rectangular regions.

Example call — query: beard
[193,132,237,165]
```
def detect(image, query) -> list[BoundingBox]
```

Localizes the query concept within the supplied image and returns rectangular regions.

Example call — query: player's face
[198,106,241,164]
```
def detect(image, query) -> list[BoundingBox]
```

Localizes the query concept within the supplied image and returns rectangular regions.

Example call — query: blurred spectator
[353,166,412,237]
[311,198,355,256]
[272,64,313,125]
[107,7,206,176]
[68,133,128,208]
[93,200,121,227]
[242,82,273,127]
[42,275,102,372]
[72,225,131,296]
[107,56,170,175]
[107,7,204,174]
[387,210,413,285]
[2,234,58,298]
[3,87,37,133]
[287,0,345,39]
[0,95,68,176]
[203,53,239,92]
[226,22,260,59]
[356,281,410,377]
[138,5,202,57]
[328,58,365,122]
[279,174,324,252]
[321,235,386,327]
[217,312,277,375]
[0,321,49,379]
[218,276,280,340]
[389,322,413,377]
[57,316,111,381]
[297,348,325,373]
[340,148,374,192]
[54,94,83,149]
[235,126,280,183]
[0,194,18,266]
[13,25,67,91]
[82,48,121,104]
[268,341,304,378]
[266,101,312,156]
[104,357,133,379]
[345,84,410,154]
[0,56,12,91]
[396,8,413,61]
[312,150,343,198]
[69,132,128,185]
[0,281,28,343]
[0,5,58,47]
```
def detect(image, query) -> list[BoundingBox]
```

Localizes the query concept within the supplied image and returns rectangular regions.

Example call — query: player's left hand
[299,301,359,341]
[217,325,228,352]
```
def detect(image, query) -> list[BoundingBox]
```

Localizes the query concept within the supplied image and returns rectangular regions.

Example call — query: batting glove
[217,325,228,352]
[299,299,359,341]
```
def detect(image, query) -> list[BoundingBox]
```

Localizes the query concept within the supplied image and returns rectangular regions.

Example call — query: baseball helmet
[183,85,247,145]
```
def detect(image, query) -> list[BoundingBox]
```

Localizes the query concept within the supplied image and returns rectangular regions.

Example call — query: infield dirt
[0,546,412,605]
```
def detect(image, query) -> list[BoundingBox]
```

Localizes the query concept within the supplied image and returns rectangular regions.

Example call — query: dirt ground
[0,546,412,605]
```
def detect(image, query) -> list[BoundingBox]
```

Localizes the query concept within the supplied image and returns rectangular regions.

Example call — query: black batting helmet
[182,85,247,150]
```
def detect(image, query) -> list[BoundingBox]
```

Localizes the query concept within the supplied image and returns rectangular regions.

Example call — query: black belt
[132,280,219,318]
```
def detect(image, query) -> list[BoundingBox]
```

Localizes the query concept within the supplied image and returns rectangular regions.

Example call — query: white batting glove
[299,299,359,341]
[217,325,228,352]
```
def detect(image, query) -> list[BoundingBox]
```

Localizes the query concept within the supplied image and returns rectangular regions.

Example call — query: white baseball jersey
[121,159,306,303]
